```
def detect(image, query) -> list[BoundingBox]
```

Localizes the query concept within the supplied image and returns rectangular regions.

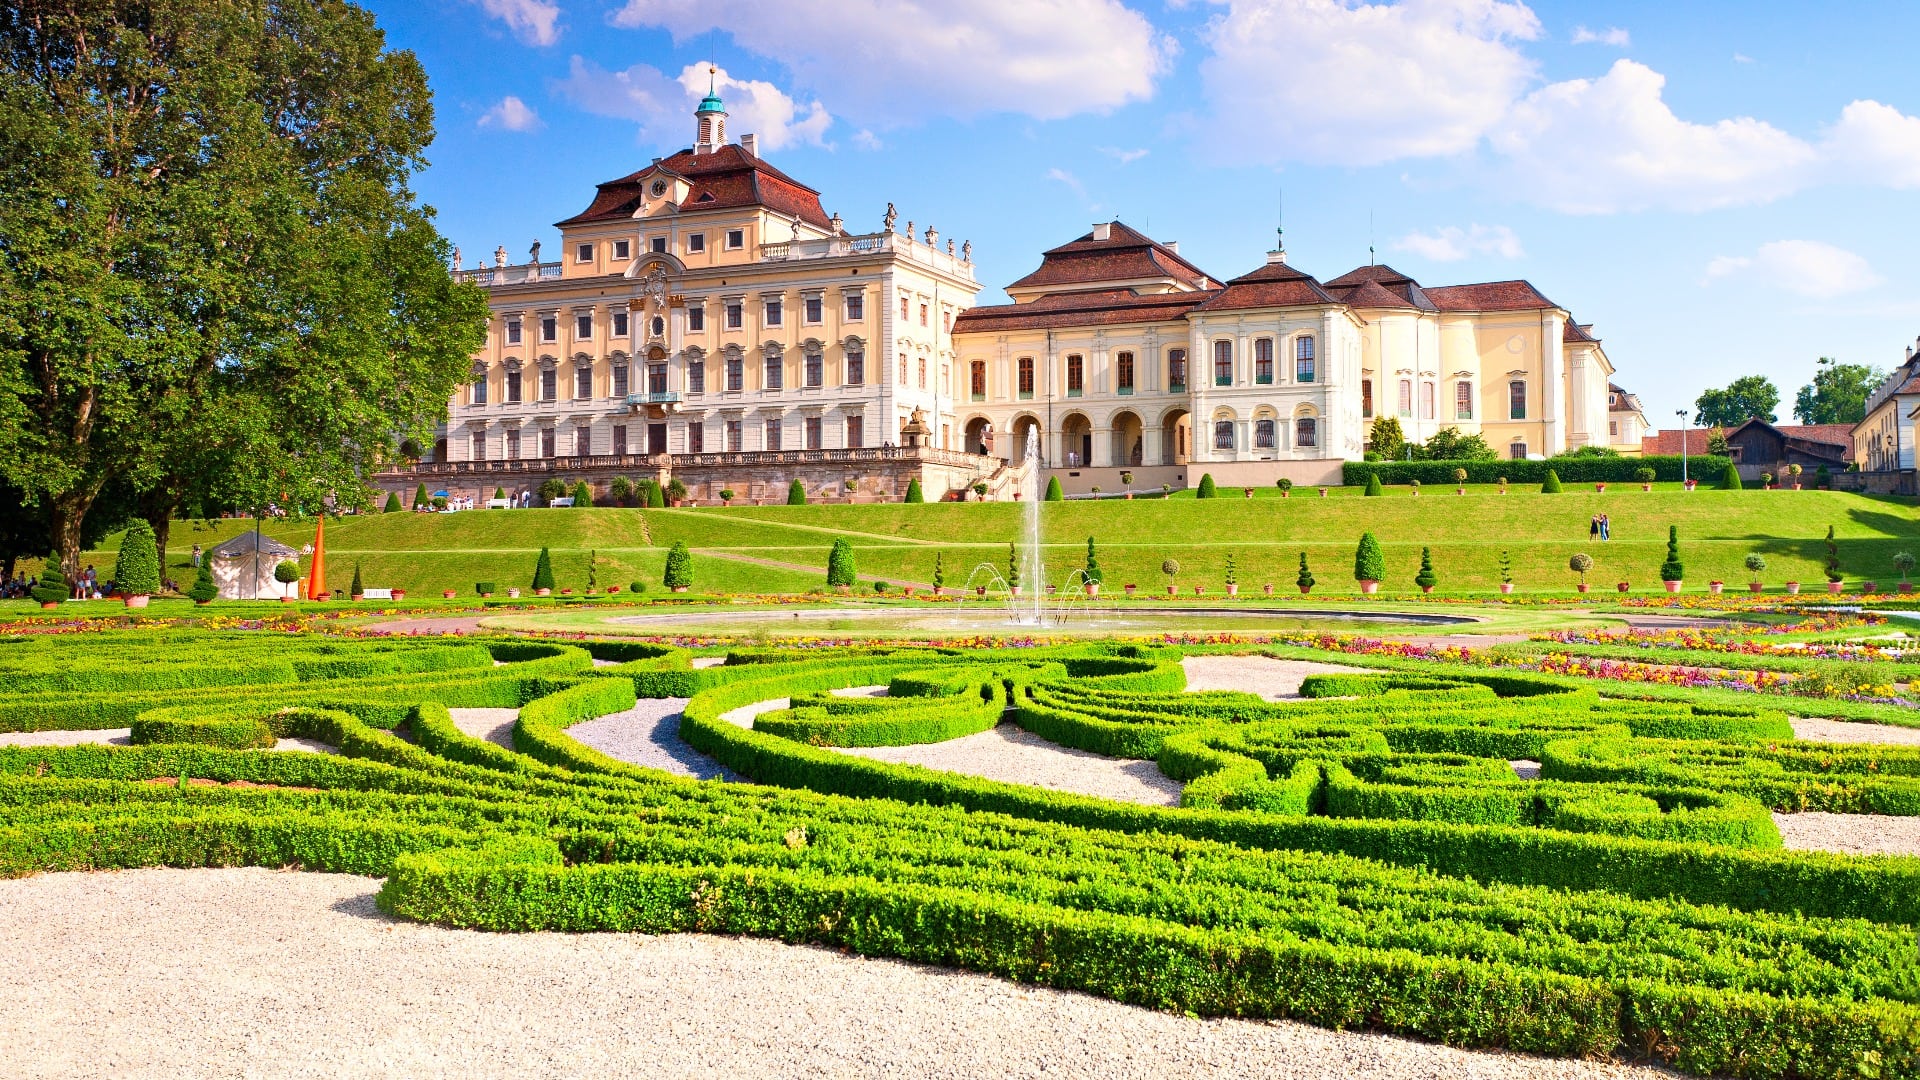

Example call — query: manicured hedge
[1343,455,1730,486]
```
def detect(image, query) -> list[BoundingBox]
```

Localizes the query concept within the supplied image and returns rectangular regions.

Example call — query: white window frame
[612,239,631,260]
[725,229,744,250]
[575,243,593,263]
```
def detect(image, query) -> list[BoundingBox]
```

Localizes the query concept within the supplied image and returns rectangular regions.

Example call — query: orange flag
[306,517,327,600]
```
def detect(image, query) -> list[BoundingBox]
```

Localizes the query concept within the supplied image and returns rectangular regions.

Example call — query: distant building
[1607,382,1651,453]
[1854,335,1920,481]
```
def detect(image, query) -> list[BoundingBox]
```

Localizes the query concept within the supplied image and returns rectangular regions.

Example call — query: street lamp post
[1676,409,1690,487]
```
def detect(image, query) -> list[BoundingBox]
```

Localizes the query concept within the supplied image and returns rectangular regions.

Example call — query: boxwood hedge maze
[3,627,1917,1078]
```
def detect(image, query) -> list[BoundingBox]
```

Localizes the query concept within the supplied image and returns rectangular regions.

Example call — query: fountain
[957,435,1098,628]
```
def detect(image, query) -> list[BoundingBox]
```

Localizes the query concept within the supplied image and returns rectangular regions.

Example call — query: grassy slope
[71,487,1920,596]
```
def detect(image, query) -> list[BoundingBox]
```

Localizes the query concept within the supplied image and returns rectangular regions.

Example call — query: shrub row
[1343,454,1730,486]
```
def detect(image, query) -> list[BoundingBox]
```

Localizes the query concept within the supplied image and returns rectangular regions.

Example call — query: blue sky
[365,0,1920,432]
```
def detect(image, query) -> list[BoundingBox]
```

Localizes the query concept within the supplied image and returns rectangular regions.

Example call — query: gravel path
[831,684,891,697]
[1181,655,1375,699]
[566,699,742,782]
[0,728,131,748]
[1790,716,1920,745]
[1775,812,1920,857]
[838,724,1184,807]
[270,738,338,755]
[0,868,1669,1080]
[447,708,518,750]
[719,698,790,728]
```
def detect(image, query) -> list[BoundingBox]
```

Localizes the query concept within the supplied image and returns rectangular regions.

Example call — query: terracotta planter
[280,596,296,604]
[1358,580,1380,594]
[195,600,212,607]
[1243,489,1254,499]
[1123,585,1136,596]
[1008,586,1020,598]
[1641,484,1652,492]
[1299,584,1313,595]
[1124,492,1133,500]
[1263,584,1274,596]
[442,590,456,599]
[1085,583,1099,597]
[123,594,149,609]
[1318,487,1328,498]
[1498,488,1507,495]
[351,593,365,603]
[1595,484,1606,492]
[392,590,405,601]
[976,586,988,596]
[507,589,520,598]
[1192,586,1204,596]
[1903,582,1915,594]
[903,586,917,596]
[1792,484,1802,490]
[480,592,494,599]
[1863,582,1879,594]
[1827,581,1844,594]
[1411,489,1420,497]
[1663,580,1682,593]
[1708,582,1723,594]
[1456,487,1465,495]
[1225,583,1238,596]
[1498,583,1513,594]
[1616,582,1630,593]
[1166,585,1176,596]
[1748,582,1764,593]
[38,601,57,610]
[1420,585,1433,594]
[1576,583,1590,593]
[1280,491,1290,498]
[534,588,550,596]
[1785,582,1801,595]
[672,586,689,594]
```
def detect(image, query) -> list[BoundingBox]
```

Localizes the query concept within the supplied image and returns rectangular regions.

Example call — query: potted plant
[827,538,858,595]
[1684,477,1698,492]
[1708,579,1724,595]
[1263,582,1274,595]
[1007,543,1021,597]
[1123,583,1136,597]
[1896,551,1916,593]
[1409,478,1421,497]
[1161,557,1180,596]
[532,545,555,596]
[1635,467,1656,492]
[1090,486,1102,498]
[1224,552,1238,597]
[1119,471,1134,499]
[1497,476,1508,495]
[664,541,693,593]
[1318,486,1328,498]
[187,562,218,606]
[1298,552,1315,595]
[1784,581,1800,595]
[1569,552,1593,593]
[1243,487,1254,499]
[1192,584,1204,596]
[1616,581,1630,593]
[1278,477,1293,498]
[114,520,162,608]
[273,559,301,602]
[1413,547,1437,594]
[931,553,945,598]
[1453,467,1467,495]
[31,567,67,609]
[1760,472,1775,490]
[1745,553,1767,593]
[667,477,688,506]
[1497,549,1514,595]
[475,581,496,598]
[442,589,456,599]
[508,587,521,598]
[1659,526,1684,593]
[973,481,989,501]
[1354,533,1384,595]
[1787,463,1803,490]
[349,563,365,602]
[1825,526,1844,593]
[1594,480,1607,493]
[720,489,737,506]
[1082,537,1102,596]
[1863,580,1880,594]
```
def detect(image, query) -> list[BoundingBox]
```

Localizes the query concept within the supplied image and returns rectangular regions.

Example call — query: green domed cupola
[693,67,728,154]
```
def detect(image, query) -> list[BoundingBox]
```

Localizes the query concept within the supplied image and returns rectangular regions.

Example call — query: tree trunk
[141,481,185,584]
[50,488,95,579]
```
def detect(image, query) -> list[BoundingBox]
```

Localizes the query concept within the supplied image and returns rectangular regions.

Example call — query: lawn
[56,486,1920,597]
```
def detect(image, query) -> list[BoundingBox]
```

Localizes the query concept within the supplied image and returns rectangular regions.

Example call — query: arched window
[1509,380,1527,420]
[1213,420,1235,450]
[1295,337,1315,382]
[1455,381,1474,420]
[1168,348,1187,391]
[1116,351,1134,393]
[1213,340,1233,386]
[970,360,987,400]
[1018,356,1035,398]
[1295,416,1318,448]
[1254,418,1276,448]
[1254,338,1274,384]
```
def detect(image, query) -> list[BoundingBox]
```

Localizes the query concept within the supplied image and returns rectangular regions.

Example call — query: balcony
[626,391,681,407]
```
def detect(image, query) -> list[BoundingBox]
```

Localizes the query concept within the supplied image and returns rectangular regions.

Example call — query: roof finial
[1369,209,1375,266]
[709,66,716,96]
[1266,187,1287,265]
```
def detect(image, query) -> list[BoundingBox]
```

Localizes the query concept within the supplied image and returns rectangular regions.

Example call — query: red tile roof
[1564,322,1599,343]
[1006,221,1216,292]
[1188,260,1341,312]
[1323,264,1437,311]
[1423,280,1562,312]
[556,145,832,229]
[1639,422,1853,457]
[1640,428,1726,456]
[952,288,1214,333]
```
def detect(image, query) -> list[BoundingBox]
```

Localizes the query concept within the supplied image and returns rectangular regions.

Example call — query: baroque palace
[380,89,1645,504]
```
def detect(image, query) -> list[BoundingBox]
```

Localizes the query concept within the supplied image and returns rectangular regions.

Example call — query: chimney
[740,133,757,157]
[1091,222,1111,242]
[1163,240,1179,253]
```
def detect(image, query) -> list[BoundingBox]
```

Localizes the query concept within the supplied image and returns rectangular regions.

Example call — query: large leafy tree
[1793,357,1882,425]
[1693,376,1780,428]
[0,1,487,574]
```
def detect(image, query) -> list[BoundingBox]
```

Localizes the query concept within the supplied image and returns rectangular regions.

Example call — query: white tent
[211,531,302,600]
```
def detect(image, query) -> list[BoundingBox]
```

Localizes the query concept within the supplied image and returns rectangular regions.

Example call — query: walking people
[1589,515,1600,541]
[1600,514,1612,541]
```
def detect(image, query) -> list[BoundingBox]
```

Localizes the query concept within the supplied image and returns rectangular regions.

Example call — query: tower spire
[1266,187,1287,265]
[694,65,727,154]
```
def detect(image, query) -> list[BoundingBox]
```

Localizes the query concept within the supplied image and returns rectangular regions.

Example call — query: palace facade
[379,89,1637,504]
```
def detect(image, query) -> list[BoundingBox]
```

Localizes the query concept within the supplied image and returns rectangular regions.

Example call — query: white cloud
[478,96,543,132]
[553,59,832,151]
[1392,224,1524,261]
[1703,240,1883,299]
[1823,99,1920,187]
[1571,25,1630,47]
[852,130,883,151]
[472,0,561,46]
[1046,168,1088,201]
[1199,0,1541,166]
[1486,60,1816,212]
[1732,52,1755,63]
[1100,147,1150,164]
[607,0,1173,124]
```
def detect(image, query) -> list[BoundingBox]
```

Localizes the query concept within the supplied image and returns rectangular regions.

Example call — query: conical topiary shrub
[905,478,925,503]
[1197,473,1217,499]
[1720,462,1743,490]
[1296,552,1315,593]
[1363,473,1384,497]
[187,560,218,604]
[647,481,666,508]
[113,520,162,599]
[788,479,807,505]
[1083,537,1102,587]
[532,547,556,593]
[383,491,402,513]
[414,482,430,509]
[31,566,68,606]
[1414,547,1438,592]
[1044,475,1064,501]
[572,481,593,507]
[1354,532,1386,591]
[663,541,693,592]
[1541,469,1562,494]
[1660,525,1684,586]
[350,563,365,598]
[826,537,857,589]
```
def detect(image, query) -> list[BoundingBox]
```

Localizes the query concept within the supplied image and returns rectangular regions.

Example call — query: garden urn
[1785,582,1801,595]
[1708,582,1723,594]
[1827,581,1844,594]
